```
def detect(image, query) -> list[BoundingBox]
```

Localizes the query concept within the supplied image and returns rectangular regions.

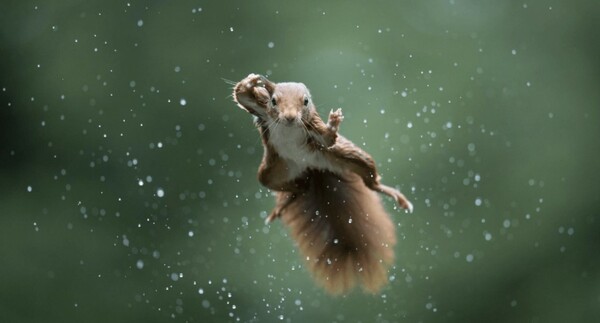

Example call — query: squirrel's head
[267,82,314,126]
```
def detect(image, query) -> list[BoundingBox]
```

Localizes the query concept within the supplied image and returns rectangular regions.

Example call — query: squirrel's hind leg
[266,192,298,224]
[331,140,413,213]
[372,183,414,213]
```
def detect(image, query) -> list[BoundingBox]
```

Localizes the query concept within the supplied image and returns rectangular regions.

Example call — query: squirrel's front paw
[328,108,344,131]
[240,73,263,89]
[234,74,270,108]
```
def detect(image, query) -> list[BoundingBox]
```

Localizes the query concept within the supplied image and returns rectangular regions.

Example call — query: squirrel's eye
[303,97,309,106]
[271,97,277,106]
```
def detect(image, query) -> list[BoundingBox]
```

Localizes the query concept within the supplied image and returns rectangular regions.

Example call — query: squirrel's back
[279,169,396,294]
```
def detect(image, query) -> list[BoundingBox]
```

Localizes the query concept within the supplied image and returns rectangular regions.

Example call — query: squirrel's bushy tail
[280,170,396,294]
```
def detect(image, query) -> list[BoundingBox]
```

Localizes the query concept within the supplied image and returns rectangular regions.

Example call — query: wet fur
[232,74,412,294]
[279,169,396,294]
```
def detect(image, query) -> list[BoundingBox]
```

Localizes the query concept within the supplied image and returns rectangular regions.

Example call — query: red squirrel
[232,74,413,294]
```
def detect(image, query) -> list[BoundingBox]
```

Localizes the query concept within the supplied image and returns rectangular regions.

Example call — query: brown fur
[279,169,396,294]
[232,74,412,294]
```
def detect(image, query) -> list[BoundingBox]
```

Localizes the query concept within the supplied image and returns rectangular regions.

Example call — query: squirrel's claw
[396,192,414,213]
[405,200,414,213]
[265,210,280,224]
[328,108,344,131]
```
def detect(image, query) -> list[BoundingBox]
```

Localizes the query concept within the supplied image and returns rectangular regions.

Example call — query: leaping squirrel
[232,74,413,294]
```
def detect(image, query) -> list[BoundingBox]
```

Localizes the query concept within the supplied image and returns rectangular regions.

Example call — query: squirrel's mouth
[279,117,300,127]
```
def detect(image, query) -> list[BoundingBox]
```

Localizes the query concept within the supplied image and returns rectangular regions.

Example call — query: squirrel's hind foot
[374,183,414,213]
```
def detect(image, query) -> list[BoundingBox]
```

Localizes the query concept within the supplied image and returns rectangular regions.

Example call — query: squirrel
[232,74,413,294]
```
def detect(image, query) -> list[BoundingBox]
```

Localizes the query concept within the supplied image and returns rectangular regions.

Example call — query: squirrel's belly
[270,125,338,178]
[277,143,336,178]
[288,153,335,180]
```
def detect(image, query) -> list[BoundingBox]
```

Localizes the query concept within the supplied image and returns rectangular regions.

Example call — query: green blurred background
[1,0,599,322]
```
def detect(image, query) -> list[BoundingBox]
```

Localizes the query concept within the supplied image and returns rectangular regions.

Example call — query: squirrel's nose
[283,115,296,124]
